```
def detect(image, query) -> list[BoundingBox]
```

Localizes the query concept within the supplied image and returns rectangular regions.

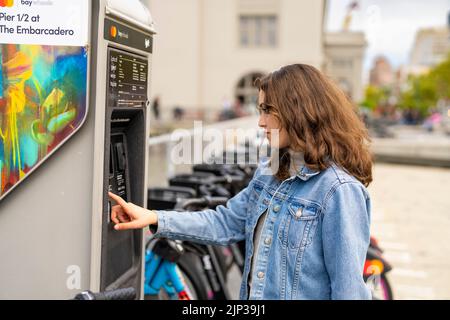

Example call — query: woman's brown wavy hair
[255,64,373,187]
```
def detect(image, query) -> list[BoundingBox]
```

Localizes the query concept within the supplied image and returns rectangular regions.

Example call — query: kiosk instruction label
[0,0,89,46]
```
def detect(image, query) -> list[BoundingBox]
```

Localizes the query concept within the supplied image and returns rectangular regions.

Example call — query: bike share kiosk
[0,0,155,299]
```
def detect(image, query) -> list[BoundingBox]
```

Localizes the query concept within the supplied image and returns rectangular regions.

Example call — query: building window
[332,58,353,68]
[235,72,265,111]
[239,15,278,48]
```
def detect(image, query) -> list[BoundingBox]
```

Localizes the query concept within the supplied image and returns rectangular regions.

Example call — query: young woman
[109,64,373,300]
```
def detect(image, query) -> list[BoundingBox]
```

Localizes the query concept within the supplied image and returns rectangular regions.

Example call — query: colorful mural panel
[0,44,88,199]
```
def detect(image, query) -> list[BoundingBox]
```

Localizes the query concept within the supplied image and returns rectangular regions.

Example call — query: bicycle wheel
[366,273,394,300]
[212,246,231,281]
[177,252,212,300]
[153,266,200,300]
[144,254,208,300]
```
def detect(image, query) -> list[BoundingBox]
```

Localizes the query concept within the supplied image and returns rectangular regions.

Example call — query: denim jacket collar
[295,164,320,181]
[260,155,321,181]
[287,149,321,181]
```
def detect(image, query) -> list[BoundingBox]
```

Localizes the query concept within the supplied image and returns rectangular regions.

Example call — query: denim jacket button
[257,272,265,279]
[264,237,272,245]
[295,208,303,218]
[273,205,280,213]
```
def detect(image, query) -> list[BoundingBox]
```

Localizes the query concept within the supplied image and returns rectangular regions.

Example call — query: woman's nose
[258,114,266,128]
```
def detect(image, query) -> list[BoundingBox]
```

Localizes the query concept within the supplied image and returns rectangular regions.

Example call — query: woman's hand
[108,192,158,230]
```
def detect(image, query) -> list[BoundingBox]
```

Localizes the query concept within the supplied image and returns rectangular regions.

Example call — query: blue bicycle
[144,237,199,300]
[144,196,232,300]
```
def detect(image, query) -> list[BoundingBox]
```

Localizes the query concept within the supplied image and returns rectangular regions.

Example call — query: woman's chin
[267,139,279,148]
[265,135,285,149]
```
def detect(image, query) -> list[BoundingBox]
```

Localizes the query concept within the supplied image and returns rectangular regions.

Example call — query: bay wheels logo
[0,0,14,7]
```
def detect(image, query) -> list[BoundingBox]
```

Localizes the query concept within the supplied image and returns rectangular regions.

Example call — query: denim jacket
[151,159,372,300]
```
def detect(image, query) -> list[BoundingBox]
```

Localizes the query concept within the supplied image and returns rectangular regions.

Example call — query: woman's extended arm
[109,177,257,246]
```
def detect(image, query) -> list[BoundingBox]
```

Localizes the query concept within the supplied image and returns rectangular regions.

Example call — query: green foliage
[361,85,390,110]
[362,52,450,117]
[430,52,450,99]
[398,52,450,116]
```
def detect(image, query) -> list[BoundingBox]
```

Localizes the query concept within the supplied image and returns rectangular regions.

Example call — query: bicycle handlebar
[198,184,230,197]
[211,174,245,184]
[175,196,229,210]
[74,287,136,300]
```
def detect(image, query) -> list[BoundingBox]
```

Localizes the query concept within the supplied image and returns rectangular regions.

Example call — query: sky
[326,0,450,80]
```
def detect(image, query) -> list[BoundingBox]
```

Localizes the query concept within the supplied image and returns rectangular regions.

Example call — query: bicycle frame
[144,237,232,300]
[144,244,191,300]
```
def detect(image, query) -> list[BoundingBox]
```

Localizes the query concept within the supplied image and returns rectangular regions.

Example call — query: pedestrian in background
[152,96,160,120]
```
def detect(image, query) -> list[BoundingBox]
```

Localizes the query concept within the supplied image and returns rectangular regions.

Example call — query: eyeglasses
[256,102,276,116]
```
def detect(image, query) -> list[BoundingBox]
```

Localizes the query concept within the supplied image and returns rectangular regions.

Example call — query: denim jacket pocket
[278,201,320,249]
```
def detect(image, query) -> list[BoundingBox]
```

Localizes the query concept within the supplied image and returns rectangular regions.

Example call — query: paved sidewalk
[368,163,450,299]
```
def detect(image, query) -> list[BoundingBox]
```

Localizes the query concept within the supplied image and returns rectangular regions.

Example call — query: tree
[361,85,390,111]
[398,52,450,116]
[430,52,450,100]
